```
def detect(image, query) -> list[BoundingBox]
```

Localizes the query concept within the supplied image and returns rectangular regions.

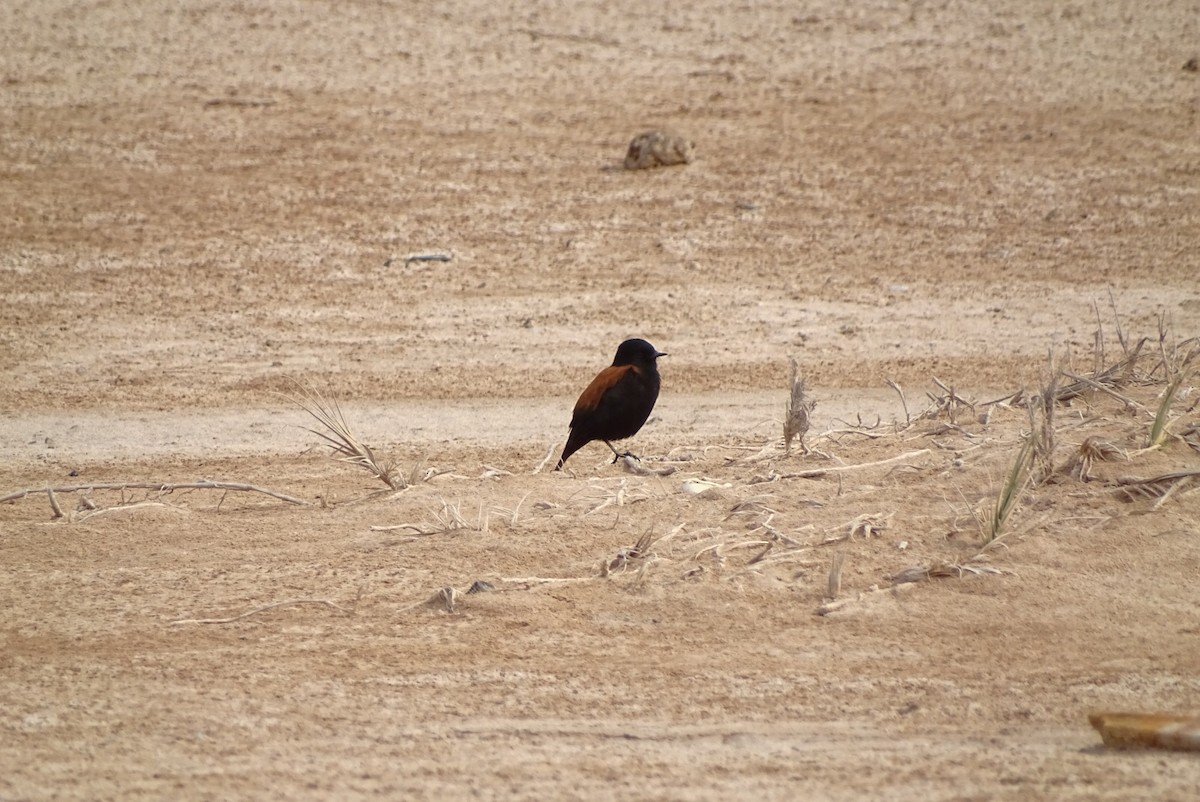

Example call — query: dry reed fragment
[1027,356,1061,483]
[1116,471,1200,507]
[532,444,558,474]
[985,436,1035,543]
[77,501,187,520]
[46,488,63,519]
[379,499,485,535]
[816,582,918,616]
[0,480,307,511]
[886,379,911,425]
[1147,368,1192,448]
[1058,371,1143,412]
[771,449,931,481]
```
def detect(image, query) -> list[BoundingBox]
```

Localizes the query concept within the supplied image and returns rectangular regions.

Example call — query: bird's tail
[555,431,588,470]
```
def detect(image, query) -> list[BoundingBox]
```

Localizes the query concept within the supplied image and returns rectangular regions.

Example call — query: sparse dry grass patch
[4,315,1194,628]
[288,383,410,491]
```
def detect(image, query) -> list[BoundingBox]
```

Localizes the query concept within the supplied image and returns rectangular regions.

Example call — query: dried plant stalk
[377,500,485,536]
[784,358,815,455]
[921,378,974,424]
[1148,370,1189,448]
[287,383,402,490]
[827,551,846,598]
[0,480,307,511]
[1116,471,1200,508]
[1028,356,1060,483]
[987,436,1034,543]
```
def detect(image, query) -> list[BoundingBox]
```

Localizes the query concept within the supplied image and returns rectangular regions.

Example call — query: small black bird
[556,338,667,470]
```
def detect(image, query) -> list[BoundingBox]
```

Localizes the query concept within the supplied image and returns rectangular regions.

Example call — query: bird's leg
[605,441,640,463]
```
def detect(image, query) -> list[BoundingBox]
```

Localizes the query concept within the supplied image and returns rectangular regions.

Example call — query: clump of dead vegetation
[784,357,816,455]
[6,302,1196,633]
[0,480,308,521]
[0,381,437,521]
[734,303,1198,612]
[1116,471,1200,509]
[287,383,426,491]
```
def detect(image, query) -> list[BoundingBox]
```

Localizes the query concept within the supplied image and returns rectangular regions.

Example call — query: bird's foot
[610,451,640,464]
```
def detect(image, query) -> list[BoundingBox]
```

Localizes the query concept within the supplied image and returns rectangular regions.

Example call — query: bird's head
[613,338,667,366]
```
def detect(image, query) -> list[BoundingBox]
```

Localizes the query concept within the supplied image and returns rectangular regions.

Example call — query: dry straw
[286,382,405,490]
[985,436,1035,544]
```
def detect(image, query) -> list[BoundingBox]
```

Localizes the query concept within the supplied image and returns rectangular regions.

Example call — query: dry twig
[533,444,558,474]
[375,499,485,535]
[0,480,307,512]
[769,449,930,480]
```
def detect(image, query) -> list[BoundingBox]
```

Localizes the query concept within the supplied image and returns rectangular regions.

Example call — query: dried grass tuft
[1148,371,1192,449]
[890,559,1003,585]
[1181,424,1200,455]
[401,586,460,613]
[287,383,405,490]
[922,378,975,424]
[821,512,893,544]
[1116,471,1200,509]
[373,499,487,536]
[605,524,682,574]
[784,358,816,455]
[1062,437,1125,482]
[984,436,1035,544]
[1027,354,1062,483]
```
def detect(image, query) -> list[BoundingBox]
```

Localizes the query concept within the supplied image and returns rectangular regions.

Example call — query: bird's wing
[571,364,633,422]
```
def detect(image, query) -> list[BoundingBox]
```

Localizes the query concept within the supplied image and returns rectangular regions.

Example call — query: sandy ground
[3,0,1200,799]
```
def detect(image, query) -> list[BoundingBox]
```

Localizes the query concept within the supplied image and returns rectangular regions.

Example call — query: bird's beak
[657,351,668,358]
